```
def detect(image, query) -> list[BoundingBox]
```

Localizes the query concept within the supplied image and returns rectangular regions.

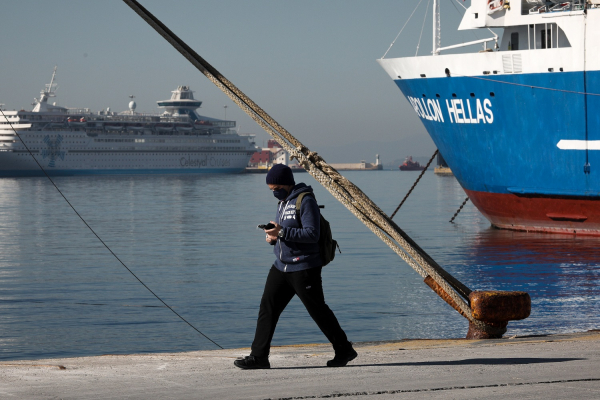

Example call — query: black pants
[250,265,350,358]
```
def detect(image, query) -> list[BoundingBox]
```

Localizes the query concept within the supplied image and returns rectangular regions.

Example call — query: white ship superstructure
[0,68,257,176]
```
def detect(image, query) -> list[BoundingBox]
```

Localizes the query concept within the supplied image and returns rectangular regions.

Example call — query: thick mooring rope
[123,0,501,334]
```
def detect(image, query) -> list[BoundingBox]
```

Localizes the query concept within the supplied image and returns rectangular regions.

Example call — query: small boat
[399,156,425,171]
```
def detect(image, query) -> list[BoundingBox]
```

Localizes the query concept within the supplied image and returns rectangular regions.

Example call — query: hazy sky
[1,1,494,163]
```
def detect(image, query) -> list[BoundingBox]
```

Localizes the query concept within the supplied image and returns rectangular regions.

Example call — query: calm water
[1,171,599,361]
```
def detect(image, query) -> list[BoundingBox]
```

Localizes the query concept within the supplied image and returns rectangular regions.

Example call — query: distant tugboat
[399,156,425,171]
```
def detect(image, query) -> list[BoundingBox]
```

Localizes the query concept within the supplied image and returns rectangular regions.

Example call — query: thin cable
[449,0,478,43]
[454,0,467,10]
[437,1,496,54]
[449,0,497,44]
[0,109,224,350]
[416,0,432,57]
[449,197,470,223]
[382,0,424,59]
[390,150,438,219]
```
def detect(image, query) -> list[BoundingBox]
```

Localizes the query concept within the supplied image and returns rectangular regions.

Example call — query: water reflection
[462,228,600,335]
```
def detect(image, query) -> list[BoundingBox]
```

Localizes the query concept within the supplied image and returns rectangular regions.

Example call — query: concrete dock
[2,331,600,399]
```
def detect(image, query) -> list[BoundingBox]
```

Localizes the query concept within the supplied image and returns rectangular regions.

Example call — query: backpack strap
[295,192,313,226]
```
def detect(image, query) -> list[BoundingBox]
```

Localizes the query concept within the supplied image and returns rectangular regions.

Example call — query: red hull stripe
[465,189,600,236]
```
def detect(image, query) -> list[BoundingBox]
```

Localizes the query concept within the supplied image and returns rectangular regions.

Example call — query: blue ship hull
[393,71,600,234]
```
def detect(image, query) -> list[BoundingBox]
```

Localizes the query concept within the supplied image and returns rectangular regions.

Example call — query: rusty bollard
[424,277,531,339]
[467,291,531,339]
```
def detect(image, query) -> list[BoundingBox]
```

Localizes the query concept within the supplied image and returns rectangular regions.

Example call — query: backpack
[295,192,340,266]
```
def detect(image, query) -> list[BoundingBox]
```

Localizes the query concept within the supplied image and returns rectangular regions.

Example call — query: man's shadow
[273,357,584,370]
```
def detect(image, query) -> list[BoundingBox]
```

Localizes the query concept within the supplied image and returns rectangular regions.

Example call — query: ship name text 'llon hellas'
[406,96,493,124]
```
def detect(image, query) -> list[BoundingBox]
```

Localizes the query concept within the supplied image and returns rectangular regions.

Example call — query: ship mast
[432,0,440,55]
[45,66,58,98]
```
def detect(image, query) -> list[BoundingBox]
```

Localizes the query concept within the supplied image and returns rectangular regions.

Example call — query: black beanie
[266,164,295,186]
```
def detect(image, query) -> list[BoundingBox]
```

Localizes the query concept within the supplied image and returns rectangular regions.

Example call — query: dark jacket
[273,183,322,272]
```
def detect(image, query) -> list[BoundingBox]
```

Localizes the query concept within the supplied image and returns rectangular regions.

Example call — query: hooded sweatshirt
[272,183,322,272]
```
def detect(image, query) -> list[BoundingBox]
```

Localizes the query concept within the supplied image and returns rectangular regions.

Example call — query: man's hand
[265,234,277,245]
[265,221,282,242]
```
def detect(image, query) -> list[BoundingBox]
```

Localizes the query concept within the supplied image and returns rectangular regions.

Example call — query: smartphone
[257,223,275,230]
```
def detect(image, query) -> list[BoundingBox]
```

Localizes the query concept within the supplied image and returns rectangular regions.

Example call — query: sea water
[1,171,599,361]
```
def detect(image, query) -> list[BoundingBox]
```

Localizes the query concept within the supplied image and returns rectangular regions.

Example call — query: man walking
[234,164,356,369]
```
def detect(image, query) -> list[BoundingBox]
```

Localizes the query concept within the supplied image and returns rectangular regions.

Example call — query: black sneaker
[234,355,271,370]
[327,347,358,367]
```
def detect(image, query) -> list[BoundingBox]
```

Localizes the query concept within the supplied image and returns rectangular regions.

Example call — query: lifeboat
[104,123,123,130]
[128,123,145,130]
[68,117,87,126]
[49,119,66,127]
[176,124,193,131]
[194,120,213,127]
[488,0,504,14]
[155,123,174,131]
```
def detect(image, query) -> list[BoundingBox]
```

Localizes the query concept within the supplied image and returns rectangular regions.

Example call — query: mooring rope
[121,0,507,333]
[0,108,224,350]
[390,149,438,219]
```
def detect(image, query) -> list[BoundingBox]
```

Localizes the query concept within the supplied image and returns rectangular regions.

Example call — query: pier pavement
[1,331,600,399]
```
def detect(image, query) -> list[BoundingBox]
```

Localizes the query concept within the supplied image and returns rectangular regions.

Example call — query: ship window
[541,29,551,49]
[510,32,519,51]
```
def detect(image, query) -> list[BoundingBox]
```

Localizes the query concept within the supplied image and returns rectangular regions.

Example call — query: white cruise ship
[0,68,257,176]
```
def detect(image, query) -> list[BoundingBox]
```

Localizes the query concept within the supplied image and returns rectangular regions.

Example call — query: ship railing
[66,108,91,114]
[116,112,174,118]
[101,115,162,123]
[209,121,235,128]
[437,36,498,54]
